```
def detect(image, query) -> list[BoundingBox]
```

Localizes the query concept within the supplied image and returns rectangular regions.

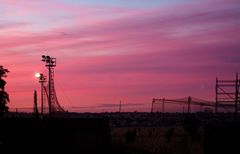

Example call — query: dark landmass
[1,112,240,154]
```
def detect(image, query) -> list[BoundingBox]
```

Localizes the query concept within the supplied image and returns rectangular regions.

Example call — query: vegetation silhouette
[0,66,9,117]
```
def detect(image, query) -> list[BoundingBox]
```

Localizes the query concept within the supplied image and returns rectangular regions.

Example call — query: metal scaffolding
[215,73,240,113]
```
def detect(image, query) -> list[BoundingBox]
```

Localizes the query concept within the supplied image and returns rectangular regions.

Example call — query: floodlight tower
[35,73,46,115]
[42,55,56,115]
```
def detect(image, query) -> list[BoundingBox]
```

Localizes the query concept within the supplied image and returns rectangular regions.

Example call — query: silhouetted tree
[0,66,10,117]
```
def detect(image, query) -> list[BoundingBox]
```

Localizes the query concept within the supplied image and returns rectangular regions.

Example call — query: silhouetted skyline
[1,0,240,112]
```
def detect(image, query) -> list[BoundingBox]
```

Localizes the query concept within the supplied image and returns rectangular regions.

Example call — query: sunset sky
[1,0,240,112]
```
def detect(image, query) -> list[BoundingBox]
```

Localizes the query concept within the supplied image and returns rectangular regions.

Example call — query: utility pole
[188,96,191,114]
[215,77,218,114]
[119,100,122,113]
[162,97,165,113]
[162,97,165,121]
[236,73,239,114]
[33,90,39,117]
[151,99,155,113]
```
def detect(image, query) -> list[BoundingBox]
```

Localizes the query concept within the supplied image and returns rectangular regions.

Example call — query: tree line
[0,65,9,117]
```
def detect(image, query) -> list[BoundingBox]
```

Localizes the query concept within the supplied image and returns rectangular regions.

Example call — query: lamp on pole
[35,73,46,115]
[41,55,56,116]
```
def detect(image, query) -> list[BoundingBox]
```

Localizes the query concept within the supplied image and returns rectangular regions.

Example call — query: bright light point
[35,73,41,78]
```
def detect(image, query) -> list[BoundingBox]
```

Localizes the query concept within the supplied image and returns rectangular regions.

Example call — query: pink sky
[1,0,240,112]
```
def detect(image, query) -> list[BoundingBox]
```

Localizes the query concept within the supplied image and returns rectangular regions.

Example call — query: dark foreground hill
[0,118,112,154]
[1,112,240,154]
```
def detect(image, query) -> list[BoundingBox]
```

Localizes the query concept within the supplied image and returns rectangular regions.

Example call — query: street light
[35,73,46,115]
[41,55,56,116]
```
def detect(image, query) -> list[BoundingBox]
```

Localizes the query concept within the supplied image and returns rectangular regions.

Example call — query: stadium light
[41,55,56,116]
[35,72,46,116]
[35,73,41,78]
